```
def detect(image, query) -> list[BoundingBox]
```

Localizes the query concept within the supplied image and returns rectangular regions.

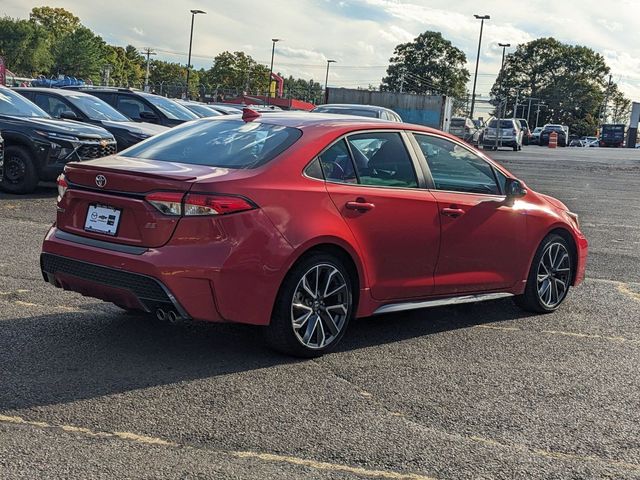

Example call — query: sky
[2,0,639,115]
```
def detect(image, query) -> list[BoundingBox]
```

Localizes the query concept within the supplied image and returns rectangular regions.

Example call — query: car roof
[213,110,439,133]
[314,104,395,113]
[13,87,95,98]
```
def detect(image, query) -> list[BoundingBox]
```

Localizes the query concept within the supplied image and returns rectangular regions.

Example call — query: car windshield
[122,119,302,168]
[314,107,379,118]
[0,88,50,118]
[67,94,129,121]
[142,94,199,121]
[184,103,222,117]
[488,120,515,129]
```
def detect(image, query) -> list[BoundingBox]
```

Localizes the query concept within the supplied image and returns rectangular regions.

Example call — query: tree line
[0,6,324,102]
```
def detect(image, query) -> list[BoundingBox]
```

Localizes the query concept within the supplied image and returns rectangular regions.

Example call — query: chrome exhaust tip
[167,310,179,323]
[156,308,167,321]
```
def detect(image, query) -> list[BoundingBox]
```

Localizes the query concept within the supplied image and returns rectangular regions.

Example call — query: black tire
[264,252,355,357]
[0,145,39,194]
[514,234,573,313]
[512,144,518,151]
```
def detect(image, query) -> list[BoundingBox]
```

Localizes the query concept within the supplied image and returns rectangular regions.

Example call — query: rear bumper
[41,210,294,325]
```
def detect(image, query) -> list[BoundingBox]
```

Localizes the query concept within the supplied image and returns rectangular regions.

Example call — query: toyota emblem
[95,175,107,188]
[100,139,108,147]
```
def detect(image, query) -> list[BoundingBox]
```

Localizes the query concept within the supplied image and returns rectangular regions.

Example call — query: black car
[0,132,4,181]
[0,86,116,194]
[62,87,198,127]
[15,88,169,151]
[539,124,567,147]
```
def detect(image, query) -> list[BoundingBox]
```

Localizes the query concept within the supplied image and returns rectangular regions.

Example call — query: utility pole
[535,101,546,128]
[513,91,519,119]
[470,14,490,121]
[141,48,156,92]
[601,74,613,124]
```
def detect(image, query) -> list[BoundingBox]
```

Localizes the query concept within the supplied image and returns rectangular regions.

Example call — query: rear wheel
[0,146,39,194]
[514,234,573,313]
[265,253,354,357]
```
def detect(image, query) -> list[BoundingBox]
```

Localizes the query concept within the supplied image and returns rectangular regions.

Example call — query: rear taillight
[145,192,255,216]
[146,192,184,216]
[183,193,255,216]
[57,174,68,202]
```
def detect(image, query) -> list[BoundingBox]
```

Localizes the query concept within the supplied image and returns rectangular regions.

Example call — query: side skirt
[373,292,514,315]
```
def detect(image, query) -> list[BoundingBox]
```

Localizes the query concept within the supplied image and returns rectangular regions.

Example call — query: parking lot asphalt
[1,146,639,479]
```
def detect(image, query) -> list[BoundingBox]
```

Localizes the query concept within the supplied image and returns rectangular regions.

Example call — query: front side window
[413,134,501,195]
[142,94,198,121]
[69,94,129,121]
[347,132,417,188]
[122,119,302,169]
[34,94,71,118]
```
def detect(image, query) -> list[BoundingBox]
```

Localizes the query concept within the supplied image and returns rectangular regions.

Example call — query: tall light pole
[497,43,511,118]
[470,14,490,121]
[267,38,281,105]
[324,59,336,103]
[186,9,206,100]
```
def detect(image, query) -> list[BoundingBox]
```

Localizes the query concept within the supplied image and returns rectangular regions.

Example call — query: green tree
[0,17,52,75]
[52,26,107,81]
[608,84,631,124]
[282,76,322,103]
[381,31,470,99]
[490,38,621,136]
[29,6,80,40]
[202,51,270,95]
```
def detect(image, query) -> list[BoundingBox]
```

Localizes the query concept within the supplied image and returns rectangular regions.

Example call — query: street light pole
[324,59,336,104]
[267,38,280,105]
[470,14,490,121]
[498,43,511,119]
[496,43,510,150]
[186,9,206,100]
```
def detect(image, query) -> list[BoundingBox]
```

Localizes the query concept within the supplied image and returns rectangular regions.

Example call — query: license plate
[84,204,121,236]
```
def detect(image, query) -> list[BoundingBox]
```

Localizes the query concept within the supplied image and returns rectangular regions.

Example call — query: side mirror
[139,111,158,121]
[505,178,527,199]
[60,110,78,120]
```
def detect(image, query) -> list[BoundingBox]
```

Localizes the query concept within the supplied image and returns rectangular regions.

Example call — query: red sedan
[41,110,588,357]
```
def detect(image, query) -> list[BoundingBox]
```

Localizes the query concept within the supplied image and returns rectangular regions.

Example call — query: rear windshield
[313,107,379,118]
[122,119,302,168]
[603,125,624,132]
[488,120,515,128]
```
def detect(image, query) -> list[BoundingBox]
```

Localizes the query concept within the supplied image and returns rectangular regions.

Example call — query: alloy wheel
[291,263,350,350]
[536,242,571,308]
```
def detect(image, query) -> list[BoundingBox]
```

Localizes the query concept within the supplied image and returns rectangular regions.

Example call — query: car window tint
[347,132,417,188]
[414,134,500,195]
[34,94,70,118]
[318,139,357,183]
[116,96,153,120]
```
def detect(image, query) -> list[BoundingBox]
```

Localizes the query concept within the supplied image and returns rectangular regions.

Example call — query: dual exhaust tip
[156,308,180,323]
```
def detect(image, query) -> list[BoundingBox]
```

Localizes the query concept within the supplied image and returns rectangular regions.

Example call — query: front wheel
[265,253,354,357]
[0,146,39,194]
[514,234,573,313]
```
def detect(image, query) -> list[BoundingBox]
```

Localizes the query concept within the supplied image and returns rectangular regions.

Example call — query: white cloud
[0,0,638,99]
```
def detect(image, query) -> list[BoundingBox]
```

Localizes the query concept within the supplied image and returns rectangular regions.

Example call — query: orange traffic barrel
[549,131,558,148]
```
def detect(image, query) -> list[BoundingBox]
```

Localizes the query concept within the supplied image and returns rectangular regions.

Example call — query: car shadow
[0,298,533,411]
[0,183,57,200]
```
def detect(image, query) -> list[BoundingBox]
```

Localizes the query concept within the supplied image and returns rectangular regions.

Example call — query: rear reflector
[184,193,254,216]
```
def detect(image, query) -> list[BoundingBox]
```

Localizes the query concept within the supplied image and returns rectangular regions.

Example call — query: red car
[41,110,588,357]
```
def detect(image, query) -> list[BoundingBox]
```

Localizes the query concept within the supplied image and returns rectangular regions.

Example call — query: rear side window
[122,119,302,169]
[318,139,357,183]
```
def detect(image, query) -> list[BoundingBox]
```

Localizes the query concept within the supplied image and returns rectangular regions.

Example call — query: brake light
[183,193,255,216]
[57,174,68,202]
[146,192,184,215]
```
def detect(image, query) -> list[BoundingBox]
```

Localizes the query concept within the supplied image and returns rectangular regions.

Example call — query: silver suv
[481,118,523,151]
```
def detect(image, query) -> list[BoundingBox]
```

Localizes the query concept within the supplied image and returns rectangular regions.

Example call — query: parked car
[41,111,587,357]
[62,87,199,127]
[568,138,583,147]
[206,103,244,115]
[175,100,224,118]
[312,104,402,122]
[531,126,543,144]
[481,118,523,151]
[15,88,168,151]
[448,117,480,145]
[0,132,4,181]
[516,118,532,145]
[583,136,599,147]
[539,124,567,147]
[0,86,116,194]
[599,124,625,147]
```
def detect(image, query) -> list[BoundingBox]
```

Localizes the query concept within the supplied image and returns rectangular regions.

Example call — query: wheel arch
[545,226,579,286]
[2,132,41,169]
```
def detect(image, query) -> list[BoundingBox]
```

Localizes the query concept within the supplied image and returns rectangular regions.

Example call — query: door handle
[441,207,465,218]
[346,200,375,212]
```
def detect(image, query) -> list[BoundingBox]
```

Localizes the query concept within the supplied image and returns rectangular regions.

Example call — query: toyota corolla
[41,110,588,357]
